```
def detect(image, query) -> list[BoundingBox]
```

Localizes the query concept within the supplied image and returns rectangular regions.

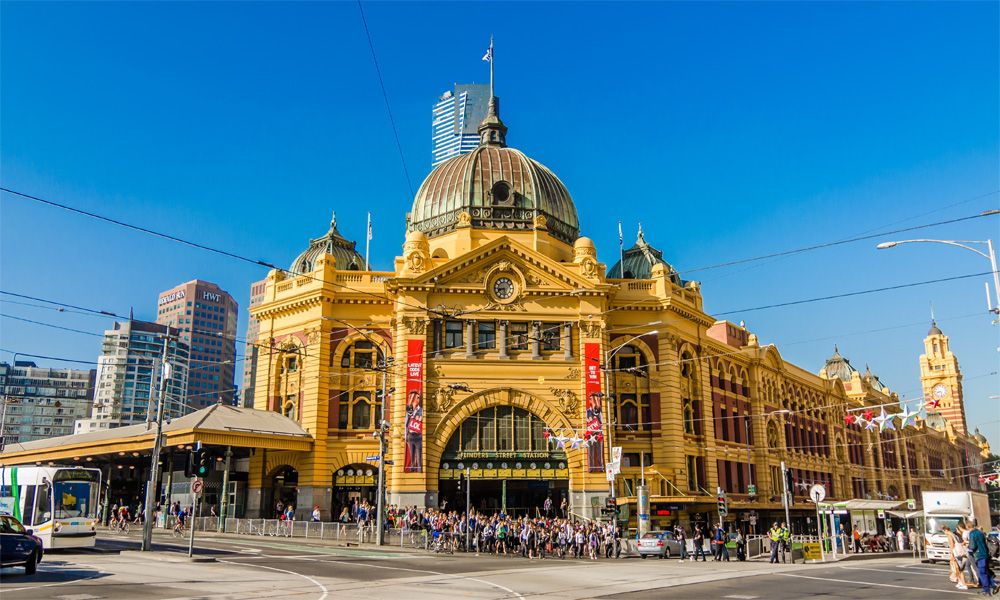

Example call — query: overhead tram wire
[356,0,414,199]
[0,188,448,318]
[676,203,999,275]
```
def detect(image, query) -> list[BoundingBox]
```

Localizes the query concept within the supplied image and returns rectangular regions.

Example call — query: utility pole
[219,445,232,531]
[780,460,792,532]
[375,357,392,546]
[141,338,171,552]
[465,467,471,553]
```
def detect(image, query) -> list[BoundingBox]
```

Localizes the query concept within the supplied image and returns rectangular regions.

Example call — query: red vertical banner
[584,342,605,473]
[404,339,424,473]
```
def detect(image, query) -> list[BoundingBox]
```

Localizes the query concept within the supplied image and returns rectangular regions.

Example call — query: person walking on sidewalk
[768,523,782,563]
[966,520,996,596]
[675,525,688,560]
[693,525,707,561]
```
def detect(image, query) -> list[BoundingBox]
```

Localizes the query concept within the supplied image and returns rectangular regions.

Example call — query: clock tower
[919,320,967,435]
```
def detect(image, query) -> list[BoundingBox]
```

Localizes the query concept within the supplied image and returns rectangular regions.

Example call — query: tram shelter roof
[0,405,313,466]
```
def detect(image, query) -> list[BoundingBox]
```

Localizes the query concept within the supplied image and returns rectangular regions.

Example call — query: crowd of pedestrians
[942,520,998,596]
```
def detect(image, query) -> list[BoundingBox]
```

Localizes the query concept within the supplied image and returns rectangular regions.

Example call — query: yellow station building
[242,95,990,526]
[1,94,990,532]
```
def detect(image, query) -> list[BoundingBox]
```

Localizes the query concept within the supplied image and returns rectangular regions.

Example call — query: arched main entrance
[439,406,568,517]
[267,466,298,518]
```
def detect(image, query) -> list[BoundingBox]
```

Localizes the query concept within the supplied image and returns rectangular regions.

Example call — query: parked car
[0,514,43,574]
[637,531,683,559]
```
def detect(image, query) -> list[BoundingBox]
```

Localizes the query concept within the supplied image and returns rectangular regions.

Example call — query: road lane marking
[775,572,967,594]
[1,568,104,593]
[217,559,328,600]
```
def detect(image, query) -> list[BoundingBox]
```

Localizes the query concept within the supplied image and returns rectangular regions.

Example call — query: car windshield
[641,533,659,539]
[1,516,26,534]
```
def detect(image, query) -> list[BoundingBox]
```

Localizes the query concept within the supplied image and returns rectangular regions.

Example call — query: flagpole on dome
[365,212,372,271]
[483,36,494,99]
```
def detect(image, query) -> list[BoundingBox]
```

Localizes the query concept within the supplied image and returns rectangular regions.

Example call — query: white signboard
[605,465,616,481]
[612,447,623,464]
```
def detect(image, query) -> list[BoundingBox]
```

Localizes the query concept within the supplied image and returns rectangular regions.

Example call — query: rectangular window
[497,406,513,451]
[687,456,698,492]
[462,416,478,451]
[479,409,496,451]
[338,393,350,429]
[540,323,560,351]
[477,322,496,350]
[509,322,529,350]
[514,409,530,450]
[444,321,463,349]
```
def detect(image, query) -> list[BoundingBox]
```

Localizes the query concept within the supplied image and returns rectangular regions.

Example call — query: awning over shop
[0,405,314,465]
[886,510,923,519]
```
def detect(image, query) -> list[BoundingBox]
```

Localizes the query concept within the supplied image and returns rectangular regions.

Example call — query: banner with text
[585,342,605,472]
[404,339,424,472]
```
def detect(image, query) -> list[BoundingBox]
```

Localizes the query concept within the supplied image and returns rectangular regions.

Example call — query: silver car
[637,531,683,559]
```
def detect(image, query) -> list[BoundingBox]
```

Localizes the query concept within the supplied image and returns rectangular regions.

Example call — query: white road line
[775,572,968,595]
[217,559,328,600]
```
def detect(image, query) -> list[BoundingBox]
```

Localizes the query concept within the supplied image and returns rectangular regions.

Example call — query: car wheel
[640,554,647,559]
[25,554,37,575]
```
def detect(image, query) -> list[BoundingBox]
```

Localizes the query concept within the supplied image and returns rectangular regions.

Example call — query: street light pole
[141,337,171,552]
[876,229,1000,319]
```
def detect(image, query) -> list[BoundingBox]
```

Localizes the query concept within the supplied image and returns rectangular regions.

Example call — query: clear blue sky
[2,2,998,446]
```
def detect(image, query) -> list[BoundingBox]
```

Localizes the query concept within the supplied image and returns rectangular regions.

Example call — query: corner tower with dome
[246,87,988,525]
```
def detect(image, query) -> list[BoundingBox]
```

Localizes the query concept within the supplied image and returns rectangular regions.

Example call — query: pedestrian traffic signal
[717,492,729,517]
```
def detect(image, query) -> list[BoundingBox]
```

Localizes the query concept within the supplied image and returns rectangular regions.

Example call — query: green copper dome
[408,97,580,244]
[290,212,364,273]
[607,226,682,284]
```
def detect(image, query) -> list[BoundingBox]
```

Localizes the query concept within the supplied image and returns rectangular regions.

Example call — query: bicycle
[172,520,186,539]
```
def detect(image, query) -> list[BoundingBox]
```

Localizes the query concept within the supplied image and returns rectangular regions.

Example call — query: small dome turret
[607,225,682,284]
[290,212,364,273]
[823,346,859,382]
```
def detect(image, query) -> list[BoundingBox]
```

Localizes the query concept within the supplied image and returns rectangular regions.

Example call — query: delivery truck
[921,490,991,562]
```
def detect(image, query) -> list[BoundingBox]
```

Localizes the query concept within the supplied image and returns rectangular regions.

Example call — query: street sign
[609,459,621,475]
[191,478,204,495]
[383,460,394,465]
[877,509,885,519]
[809,484,826,503]
[605,465,615,481]
[802,542,822,561]
[906,498,916,510]
[366,455,380,461]
[612,446,623,464]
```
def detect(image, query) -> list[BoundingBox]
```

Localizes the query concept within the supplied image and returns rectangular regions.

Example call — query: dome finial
[478,37,507,147]
[330,210,337,231]
[637,223,645,244]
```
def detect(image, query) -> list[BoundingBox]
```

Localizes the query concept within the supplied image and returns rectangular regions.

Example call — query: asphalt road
[1,532,979,600]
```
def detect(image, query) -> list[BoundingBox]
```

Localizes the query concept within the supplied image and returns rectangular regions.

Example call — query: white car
[637,531,683,559]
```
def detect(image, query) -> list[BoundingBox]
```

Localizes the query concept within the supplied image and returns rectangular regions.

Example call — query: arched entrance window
[440,406,568,517]
[336,341,385,430]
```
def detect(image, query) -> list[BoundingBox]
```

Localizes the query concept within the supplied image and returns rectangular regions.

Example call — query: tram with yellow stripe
[0,465,101,548]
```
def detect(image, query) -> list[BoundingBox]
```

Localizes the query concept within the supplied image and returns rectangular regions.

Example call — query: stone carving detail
[434,385,457,412]
[524,272,545,287]
[405,251,427,273]
[565,367,582,380]
[579,320,604,339]
[485,299,527,312]
[401,316,428,335]
[495,260,512,273]
[457,266,490,284]
[533,214,548,229]
[580,257,598,278]
[457,211,473,227]
[550,388,579,414]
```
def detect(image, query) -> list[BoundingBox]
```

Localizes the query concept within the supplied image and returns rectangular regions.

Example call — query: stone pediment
[406,237,599,293]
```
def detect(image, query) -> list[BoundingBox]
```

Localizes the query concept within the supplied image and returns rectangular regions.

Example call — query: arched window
[281,398,297,421]
[443,406,552,455]
[613,344,651,432]
[336,340,385,431]
[682,398,695,434]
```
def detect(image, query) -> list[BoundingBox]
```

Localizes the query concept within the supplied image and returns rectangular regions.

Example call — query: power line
[678,203,999,275]
[356,1,414,199]
[715,271,994,317]
[1,314,104,337]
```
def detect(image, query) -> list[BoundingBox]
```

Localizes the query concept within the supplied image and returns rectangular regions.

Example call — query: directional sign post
[188,477,202,557]
[366,456,380,462]
[191,478,204,496]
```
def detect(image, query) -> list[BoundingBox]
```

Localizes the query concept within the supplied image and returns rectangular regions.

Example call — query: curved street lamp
[876,232,1000,318]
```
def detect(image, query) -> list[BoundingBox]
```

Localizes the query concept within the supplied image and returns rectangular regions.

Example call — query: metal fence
[175,517,439,549]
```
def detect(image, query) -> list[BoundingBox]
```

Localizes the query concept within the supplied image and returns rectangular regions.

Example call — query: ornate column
[563,322,573,360]
[432,320,443,358]
[531,321,542,359]
[498,320,509,359]
[465,320,475,358]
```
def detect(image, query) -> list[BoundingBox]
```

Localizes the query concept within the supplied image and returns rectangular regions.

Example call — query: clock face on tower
[493,277,515,300]
[932,383,949,400]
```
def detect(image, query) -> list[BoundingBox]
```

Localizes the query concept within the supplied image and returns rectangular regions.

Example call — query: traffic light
[183,451,194,477]
[784,469,795,505]
[196,448,212,477]
[717,492,729,517]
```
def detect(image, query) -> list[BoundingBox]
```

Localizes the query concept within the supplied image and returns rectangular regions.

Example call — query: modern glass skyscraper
[431,83,489,166]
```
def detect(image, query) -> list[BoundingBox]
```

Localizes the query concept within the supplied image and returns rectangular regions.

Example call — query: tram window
[477,322,496,350]
[22,485,36,525]
[35,483,52,523]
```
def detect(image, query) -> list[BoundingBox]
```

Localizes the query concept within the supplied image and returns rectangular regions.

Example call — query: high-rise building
[919,320,967,435]
[0,361,95,444]
[241,278,267,408]
[432,83,489,166]
[156,280,238,408]
[76,320,189,433]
